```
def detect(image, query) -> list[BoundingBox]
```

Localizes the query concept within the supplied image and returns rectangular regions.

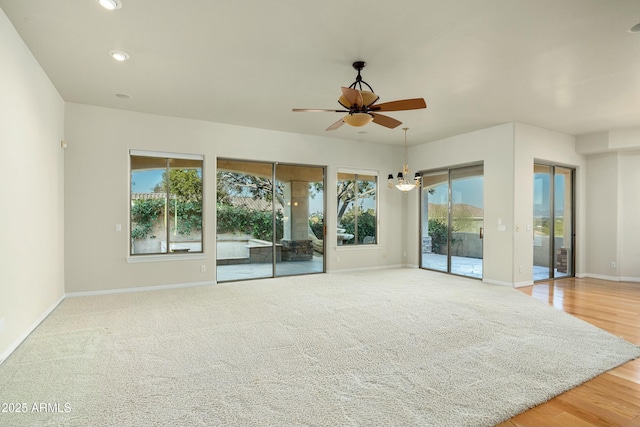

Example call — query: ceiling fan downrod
[349,61,374,93]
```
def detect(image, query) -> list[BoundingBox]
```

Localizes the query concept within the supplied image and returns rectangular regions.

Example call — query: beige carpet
[1,268,638,427]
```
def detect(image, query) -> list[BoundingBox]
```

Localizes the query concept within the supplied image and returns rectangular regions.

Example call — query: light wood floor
[497,277,640,427]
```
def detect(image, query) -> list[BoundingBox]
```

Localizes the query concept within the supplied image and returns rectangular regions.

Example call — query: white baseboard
[584,273,640,283]
[65,280,216,298]
[513,280,534,288]
[0,295,65,366]
[482,278,514,287]
[585,273,620,281]
[327,264,406,274]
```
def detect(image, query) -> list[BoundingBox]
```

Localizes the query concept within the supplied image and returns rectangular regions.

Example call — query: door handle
[479,227,484,239]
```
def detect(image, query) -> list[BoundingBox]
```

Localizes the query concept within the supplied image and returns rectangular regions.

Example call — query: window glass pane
[167,162,203,253]
[275,164,325,277]
[533,164,552,278]
[216,159,275,281]
[421,170,449,272]
[554,167,573,278]
[337,172,377,245]
[130,154,203,255]
[357,175,377,244]
[337,173,356,245]
[131,156,168,254]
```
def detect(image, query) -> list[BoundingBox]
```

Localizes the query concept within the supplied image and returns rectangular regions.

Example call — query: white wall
[577,129,640,282]
[585,153,620,279]
[618,151,640,280]
[585,150,640,281]
[64,103,406,292]
[407,123,516,285]
[406,122,587,287]
[0,10,65,362]
[513,123,587,285]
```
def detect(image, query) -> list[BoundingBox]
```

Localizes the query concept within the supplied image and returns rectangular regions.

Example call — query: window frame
[128,149,204,260]
[336,168,379,247]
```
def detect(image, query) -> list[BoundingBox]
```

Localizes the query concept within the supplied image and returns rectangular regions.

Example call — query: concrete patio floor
[421,253,570,282]
[216,253,570,283]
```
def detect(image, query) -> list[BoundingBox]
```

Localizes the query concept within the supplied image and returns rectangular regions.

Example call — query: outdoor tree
[336,179,375,225]
[216,171,286,241]
[156,168,203,236]
[131,168,203,240]
[155,169,202,203]
[216,171,285,207]
[336,179,376,244]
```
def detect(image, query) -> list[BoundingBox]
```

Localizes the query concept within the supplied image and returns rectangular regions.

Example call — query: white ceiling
[2,0,640,145]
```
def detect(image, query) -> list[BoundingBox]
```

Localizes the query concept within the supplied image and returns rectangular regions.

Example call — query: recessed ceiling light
[109,50,130,62]
[115,93,132,99]
[98,0,122,10]
[630,23,640,33]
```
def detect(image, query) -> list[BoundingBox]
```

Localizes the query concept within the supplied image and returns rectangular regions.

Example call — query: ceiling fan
[292,61,427,131]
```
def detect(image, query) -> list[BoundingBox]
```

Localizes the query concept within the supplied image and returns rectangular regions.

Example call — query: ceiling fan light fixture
[360,90,379,107]
[344,113,373,127]
[339,90,377,110]
[338,95,352,109]
[98,0,122,10]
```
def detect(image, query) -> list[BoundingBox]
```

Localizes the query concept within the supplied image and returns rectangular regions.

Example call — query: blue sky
[131,170,163,193]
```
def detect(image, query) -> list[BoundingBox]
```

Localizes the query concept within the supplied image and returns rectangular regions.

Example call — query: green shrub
[428,219,448,254]
[216,204,283,241]
[131,198,202,240]
[428,219,463,254]
[131,198,165,239]
[340,209,376,244]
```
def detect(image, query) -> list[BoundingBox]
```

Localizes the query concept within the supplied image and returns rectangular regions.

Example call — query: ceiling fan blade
[370,98,427,112]
[371,113,402,129]
[326,118,345,131]
[340,87,363,108]
[292,108,348,112]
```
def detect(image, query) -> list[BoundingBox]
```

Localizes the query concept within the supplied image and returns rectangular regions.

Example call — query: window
[337,171,377,245]
[130,151,203,255]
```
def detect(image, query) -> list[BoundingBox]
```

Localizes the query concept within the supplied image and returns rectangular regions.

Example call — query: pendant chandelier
[388,127,420,192]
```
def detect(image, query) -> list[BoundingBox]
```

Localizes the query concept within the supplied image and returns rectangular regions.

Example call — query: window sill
[126,253,206,263]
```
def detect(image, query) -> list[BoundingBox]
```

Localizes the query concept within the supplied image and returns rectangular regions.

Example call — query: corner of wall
[0,7,66,362]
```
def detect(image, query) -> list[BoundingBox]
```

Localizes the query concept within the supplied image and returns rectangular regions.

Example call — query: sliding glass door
[216,159,275,281]
[450,165,484,277]
[533,164,574,281]
[216,159,325,282]
[275,164,325,277]
[420,164,484,279]
[421,171,449,273]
